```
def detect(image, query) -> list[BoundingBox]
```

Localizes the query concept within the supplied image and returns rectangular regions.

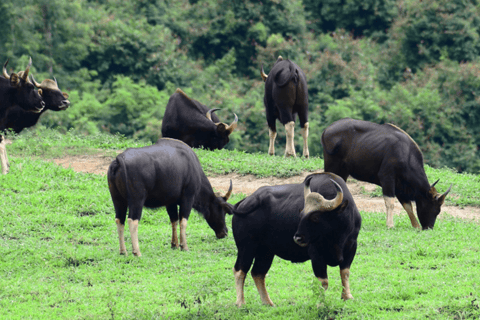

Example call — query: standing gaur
[231,173,361,306]
[322,118,452,229]
[261,56,309,158]
[107,138,233,256]
[0,58,45,174]
[161,88,238,150]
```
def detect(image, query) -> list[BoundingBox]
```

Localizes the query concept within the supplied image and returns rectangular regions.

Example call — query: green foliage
[4,0,480,173]
[304,0,398,39]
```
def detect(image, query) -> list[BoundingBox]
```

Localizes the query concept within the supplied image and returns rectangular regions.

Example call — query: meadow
[1,129,479,319]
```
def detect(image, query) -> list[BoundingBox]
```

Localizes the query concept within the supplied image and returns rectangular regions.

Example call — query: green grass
[6,126,480,206]
[1,154,480,319]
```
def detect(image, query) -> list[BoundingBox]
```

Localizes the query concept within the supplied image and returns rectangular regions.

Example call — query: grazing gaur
[107,138,233,256]
[0,58,45,174]
[322,118,452,229]
[261,56,309,158]
[161,88,238,150]
[3,74,70,134]
[231,173,361,306]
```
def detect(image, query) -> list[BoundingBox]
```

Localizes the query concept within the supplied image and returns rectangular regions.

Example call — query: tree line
[1,0,480,173]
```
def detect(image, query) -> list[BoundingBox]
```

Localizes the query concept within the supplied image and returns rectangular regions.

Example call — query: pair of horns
[3,57,32,81]
[206,108,238,134]
[303,178,344,214]
[430,179,453,200]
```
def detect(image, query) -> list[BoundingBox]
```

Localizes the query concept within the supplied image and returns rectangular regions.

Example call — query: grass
[5,126,480,206]
[0,154,479,319]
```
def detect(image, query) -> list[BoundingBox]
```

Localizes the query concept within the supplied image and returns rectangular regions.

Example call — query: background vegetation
[2,0,480,173]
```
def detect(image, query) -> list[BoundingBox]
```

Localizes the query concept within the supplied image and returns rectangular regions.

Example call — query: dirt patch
[51,153,480,224]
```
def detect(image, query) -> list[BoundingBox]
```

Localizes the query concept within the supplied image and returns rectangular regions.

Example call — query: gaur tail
[274,63,297,87]
[321,129,338,156]
[116,154,132,206]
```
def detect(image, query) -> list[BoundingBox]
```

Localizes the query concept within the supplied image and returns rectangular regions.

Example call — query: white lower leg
[234,268,246,307]
[384,196,395,228]
[252,274,274,306]
[340,268,354,300]
[402,202,421,229]
[268,128,277,156]
[179,218,188,251]
[116,218,127,255]
[0,137,9,175]
[318,277,329,291]
[284,121,296,157]
[171,220,179,248]
[127,218,141,256]
[300,122,309,158]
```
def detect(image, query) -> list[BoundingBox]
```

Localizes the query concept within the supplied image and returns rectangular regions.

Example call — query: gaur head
[294,178,347,247]
[3,58,45,113]
[30,75,70,111]
[205,108,238,150]
[206,180,234,239]
[416,179,452,230]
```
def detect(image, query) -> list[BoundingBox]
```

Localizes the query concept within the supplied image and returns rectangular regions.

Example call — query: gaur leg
[251,252,275,306]
[110,190,128,255]
[298,109,309,158]
[233,243,257,307]
[383,196,395,228]
[166,204,180,248]
[340,268,353,300]
[300,122,309,158]
[0,135,9,175]
[178,197,194,251]
[338,238,357,300]
[378,166,396,228]
[402,202,420,229]
[284,121,296,158]
[397,196,421,229]
[127,201,144,257]
[266,114,277,156]
[311,254,329,292]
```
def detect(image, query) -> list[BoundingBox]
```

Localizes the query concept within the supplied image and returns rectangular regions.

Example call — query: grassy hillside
[0,144,479,319]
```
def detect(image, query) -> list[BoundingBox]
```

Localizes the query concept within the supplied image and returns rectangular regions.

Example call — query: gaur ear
[62,92,69,99]
[222,203,234,215]
[38,89,43,96]
[338,200,349,212]
[308,211,322,223]
[10,73,20,87]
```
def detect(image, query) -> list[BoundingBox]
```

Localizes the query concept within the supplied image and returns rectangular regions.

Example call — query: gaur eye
[310,214,321,223]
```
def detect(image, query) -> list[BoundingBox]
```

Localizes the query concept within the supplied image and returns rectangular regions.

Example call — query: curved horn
[430,179,440,189]
[22,57,32,80]
[226,113,238,134]
[31,74,42,88]
[223,180,233,200]
[206,108,221,121]
[436,183,452,204]
[3,59,10,80]
[260,64,268,82]
[303,179,344,214]
[54,76,58,87]
[304,176,312,200]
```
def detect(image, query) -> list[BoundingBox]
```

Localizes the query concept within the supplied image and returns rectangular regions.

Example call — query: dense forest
[1,0,480,173]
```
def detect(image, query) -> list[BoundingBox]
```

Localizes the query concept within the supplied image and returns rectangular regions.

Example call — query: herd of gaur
[1,56,452,306]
